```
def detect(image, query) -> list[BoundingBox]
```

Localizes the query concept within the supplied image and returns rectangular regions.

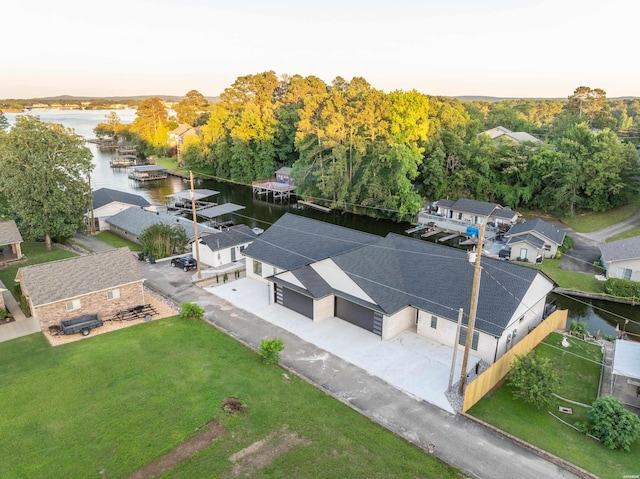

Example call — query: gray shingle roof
[506,219,565,245]
[92,188,151,210]
[506,233,546,249]
[242,213,380,271]
[106,207,217,240]
[18,248,145,307]
[332,234,549,337]
[600,236,640,262]
[0,220,23,246]
[201,225,256,251]
[451,198,501,216]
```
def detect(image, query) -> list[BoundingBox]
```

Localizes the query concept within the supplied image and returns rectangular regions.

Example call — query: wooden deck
[297,200,331,213]
[252,179,296,203]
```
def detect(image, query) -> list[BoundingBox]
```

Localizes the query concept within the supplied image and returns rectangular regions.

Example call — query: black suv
[171,256,198,271]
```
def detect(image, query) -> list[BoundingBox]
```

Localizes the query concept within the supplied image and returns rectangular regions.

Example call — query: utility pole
[190,171,202,280]
[458,223,486,396]
[448,308,464,392]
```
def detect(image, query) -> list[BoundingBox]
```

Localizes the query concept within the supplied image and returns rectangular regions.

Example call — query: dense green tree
[485,105,535,132]
[0,115,93,250]
[174,90,209,126]
[508,352,559,409]
[0,111,9,131]
[587,396,640,451]
[131,97,169,155]
[138,222,187,258]
[93,111,123,139]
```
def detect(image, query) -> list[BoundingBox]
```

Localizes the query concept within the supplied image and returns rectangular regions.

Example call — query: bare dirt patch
[46,290,180,346]
[221,397,246,415]
[128,420,226,479]
[229,426,310,477]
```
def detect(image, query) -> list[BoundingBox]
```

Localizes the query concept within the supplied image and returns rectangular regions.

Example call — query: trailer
[59,314,103,336]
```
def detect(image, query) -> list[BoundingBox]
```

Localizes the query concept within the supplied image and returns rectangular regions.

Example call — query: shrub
[0,309,6,320]
[508,352,559,409]
[593,258,606,275]
[604,278,640,300]
[259,338,285,364]
[587,396,640,451]
[559,235,573,254]
[179,302,205,320]
[570,320,588,336]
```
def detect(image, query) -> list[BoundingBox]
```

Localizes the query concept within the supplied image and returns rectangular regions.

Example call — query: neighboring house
[482,126,542,144]
[88,188,153,232]
[503,219,566,261]
[197,225,258,268]
[420,198,519,235]
[243,214,556,365]
[599,236,640,281]
[0,219,24,264]
[169,123,199,148]
[16,248,146,330]
[275,167,294,185]
[106,207,218,245]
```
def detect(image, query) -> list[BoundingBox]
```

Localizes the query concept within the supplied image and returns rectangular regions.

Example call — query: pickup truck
[59,314,103,336]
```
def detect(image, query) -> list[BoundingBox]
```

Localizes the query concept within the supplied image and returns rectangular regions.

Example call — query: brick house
[16,248,146,330]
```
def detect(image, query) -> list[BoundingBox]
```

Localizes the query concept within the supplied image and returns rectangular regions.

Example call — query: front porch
[0,243,22,267]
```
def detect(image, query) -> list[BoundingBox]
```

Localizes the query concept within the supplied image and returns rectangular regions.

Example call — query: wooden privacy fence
[462,309,568,412]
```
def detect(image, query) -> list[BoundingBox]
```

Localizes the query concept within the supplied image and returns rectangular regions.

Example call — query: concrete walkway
[0,280,40,343]
[141,261,583,479]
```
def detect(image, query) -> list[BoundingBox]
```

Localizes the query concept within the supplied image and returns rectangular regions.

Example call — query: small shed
[275,167,294,185]
[612,340,640,411]
[0,220,23,264]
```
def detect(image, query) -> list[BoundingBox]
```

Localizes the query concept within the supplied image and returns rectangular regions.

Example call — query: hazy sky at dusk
[3,0,638,99]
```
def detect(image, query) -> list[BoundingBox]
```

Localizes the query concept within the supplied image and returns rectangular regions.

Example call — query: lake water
[5,109,640,338]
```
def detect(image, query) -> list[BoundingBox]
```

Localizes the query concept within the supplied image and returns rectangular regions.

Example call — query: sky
[3,0,639,99]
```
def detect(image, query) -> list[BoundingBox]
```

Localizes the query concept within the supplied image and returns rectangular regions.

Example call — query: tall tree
[131,97,169,154]
[0,115,93,250]
[174,90,209,126]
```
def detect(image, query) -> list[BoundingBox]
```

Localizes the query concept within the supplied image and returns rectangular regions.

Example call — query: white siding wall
[508,242,541,262]
[195,242,251,268]
[605,258,640,282]
[245,259,281,283]
[416,310,499,364]
[313,296,334,322]
[382,306,416,340]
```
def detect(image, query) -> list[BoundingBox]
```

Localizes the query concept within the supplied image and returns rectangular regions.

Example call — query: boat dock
[405,224,425,234]
[297,200,331,213]
[128,165,168,182]
[252,179,296,204]
[438,232,462,242]
[421,229,441,239]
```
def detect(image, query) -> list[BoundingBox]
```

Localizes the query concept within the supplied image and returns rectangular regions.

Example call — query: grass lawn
[469,332,639,479]
[154,156,187,173]
[528,259,605,293]
[560,198,640,233]
[607,226,640,242]
[94,231,141,251]
[0,241,77,290]
[0,317,460,479]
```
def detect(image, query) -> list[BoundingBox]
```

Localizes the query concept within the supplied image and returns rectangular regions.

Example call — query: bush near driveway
[0,317,459,479]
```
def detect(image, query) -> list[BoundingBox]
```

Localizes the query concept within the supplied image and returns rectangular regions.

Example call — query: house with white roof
[242,214,556,365]
[599,236,640,281]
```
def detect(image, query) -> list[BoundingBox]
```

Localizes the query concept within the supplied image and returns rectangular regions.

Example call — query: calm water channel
[6,109,640,338]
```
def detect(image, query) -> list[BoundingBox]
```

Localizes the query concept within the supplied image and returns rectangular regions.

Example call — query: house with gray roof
[482,126,542,145]
[242,213,380,281]
[198,225,258,268]
[88,188,153,232]
[243,214,556,364]
[599,236,640,282]
[105,207,218,246]
[16,248,146,330]
[420,198,520,235]
[503,219,566,261]
[0,219,23,264]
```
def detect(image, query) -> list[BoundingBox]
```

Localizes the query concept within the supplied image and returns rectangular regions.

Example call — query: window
[239,245,245,253]
[458,326,479,350]
[519,248,527,261]
[617,267,632,280]
[107,289,121,300]
[544,244,551,251]
[431,315,437,329]
[253,259,262,276]
[65,299,81,311]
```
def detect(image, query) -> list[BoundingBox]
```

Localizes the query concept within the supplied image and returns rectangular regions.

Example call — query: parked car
[171,256,198,271]
[498,248,511,260]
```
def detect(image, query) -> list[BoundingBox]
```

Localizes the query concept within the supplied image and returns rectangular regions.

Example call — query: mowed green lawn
[0,242,77,290]
[0,317,459,479]
[469,333,639,479]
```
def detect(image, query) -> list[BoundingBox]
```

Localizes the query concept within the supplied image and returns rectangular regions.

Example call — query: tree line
[108,75,639,221]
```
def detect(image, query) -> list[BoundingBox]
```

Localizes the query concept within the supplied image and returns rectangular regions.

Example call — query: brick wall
[33,281,146,330]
